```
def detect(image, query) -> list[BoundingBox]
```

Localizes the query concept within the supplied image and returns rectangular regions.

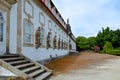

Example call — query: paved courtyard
[45,52,120,80]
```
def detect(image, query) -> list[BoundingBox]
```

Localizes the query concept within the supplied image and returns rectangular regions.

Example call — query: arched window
[0,12,3,42]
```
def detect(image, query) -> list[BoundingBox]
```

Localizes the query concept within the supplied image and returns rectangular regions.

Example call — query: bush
[103,41,113,53]
[94,46,100,52]
[115,47,120,50]
[106,50,120,56]
[99,50,105,54]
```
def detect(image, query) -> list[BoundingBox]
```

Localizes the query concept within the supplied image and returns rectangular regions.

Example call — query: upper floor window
[47,0,51,9]
[39,12,45,26]
[54,25,57,33]
[0,12,3,42]
[52,7,56,15]
[24,0,34,18]
[48,20,52,31]
[23,19,34,46]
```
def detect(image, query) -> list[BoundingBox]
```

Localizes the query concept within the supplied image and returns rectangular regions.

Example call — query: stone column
[6,10,10,54]
[17,0,22,54]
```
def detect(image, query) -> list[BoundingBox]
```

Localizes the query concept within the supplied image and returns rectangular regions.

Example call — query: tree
[76,27,120,51]
[95,27,113,48]
[76,36,87,51]
[87,37,96,50]
[76,36,96,51]
[112,29,120,48]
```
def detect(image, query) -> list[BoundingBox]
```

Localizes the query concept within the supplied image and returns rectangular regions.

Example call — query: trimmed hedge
[103,41,113,53]
[99,50,105,54]
[106,50,120,56]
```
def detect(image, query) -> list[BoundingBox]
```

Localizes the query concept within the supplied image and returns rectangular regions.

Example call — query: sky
[52,0,120,38]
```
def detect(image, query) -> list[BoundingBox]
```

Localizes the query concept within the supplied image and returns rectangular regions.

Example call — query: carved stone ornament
[53,36,56,49]
[69,44,72,50]
[61,40,63,49]
[47,32,51,49]
[58,38,60,49]
[35,27,41,49]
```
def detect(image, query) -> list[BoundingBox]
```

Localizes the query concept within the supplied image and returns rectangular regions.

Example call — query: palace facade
[0,0,76,61]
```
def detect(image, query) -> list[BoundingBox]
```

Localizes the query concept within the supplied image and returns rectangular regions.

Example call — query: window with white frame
[0,12,3,42]
[52,7,56,15]
[47,0,51,9]
[48,20,52,30]
[54,25,57,33]
[39,12,45,26]
[24,19,33,44]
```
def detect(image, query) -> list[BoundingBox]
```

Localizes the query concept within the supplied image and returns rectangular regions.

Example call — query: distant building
[0,0,76,61]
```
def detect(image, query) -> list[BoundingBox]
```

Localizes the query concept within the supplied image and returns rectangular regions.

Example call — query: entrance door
[0,11,6,55]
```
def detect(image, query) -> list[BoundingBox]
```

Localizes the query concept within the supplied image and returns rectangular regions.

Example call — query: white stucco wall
[10,3,17,54]
[9,0,76,61]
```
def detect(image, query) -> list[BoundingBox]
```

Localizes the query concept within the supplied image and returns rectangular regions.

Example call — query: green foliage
[99,50,105,54]
[76,27,120,52]
[96,27,120,48]
[115,47,120,50]
[76,36,96,51]
[103,41,113,53]
[87,37,96,49]
[106,50,120,56]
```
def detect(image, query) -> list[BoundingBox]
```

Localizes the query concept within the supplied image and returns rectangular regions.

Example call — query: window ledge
[23,43,34,47]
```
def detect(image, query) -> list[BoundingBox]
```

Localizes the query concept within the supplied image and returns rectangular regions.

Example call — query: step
[16,63,35,70]
[2,57,25,62]
[35,72,52,80]
[23,66,41,74]
[0,54,19,59]
[28,69,46,78]
[0,54,52,79]
[9,60,30,66]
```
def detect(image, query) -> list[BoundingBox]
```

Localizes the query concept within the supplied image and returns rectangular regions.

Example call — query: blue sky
[52,0,120,38]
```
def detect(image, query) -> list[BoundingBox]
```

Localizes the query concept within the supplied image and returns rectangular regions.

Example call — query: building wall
[10,3,17,54]
[9,0,76,61]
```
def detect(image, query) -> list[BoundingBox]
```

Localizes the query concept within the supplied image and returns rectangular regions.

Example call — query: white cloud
[53,0,120,37]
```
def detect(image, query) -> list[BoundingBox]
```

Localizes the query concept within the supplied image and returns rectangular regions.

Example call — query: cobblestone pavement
[45,52,120,80]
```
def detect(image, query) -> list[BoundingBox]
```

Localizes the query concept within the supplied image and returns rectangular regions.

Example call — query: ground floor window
[0,24,3,42]
[23,19,34,46]
[0,12,3,42]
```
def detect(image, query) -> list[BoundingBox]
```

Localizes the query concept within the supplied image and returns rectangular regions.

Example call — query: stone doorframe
[0,0,22,54]
[0,1,11,54]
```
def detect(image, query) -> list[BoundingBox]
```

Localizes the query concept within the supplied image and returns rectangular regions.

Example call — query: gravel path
[50,58,120,80]
[45,52,120,80]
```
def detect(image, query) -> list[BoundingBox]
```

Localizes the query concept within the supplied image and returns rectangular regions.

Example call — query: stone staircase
[0,54,52,80]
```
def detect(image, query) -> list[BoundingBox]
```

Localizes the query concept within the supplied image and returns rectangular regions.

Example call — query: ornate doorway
[0,11,6,54]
